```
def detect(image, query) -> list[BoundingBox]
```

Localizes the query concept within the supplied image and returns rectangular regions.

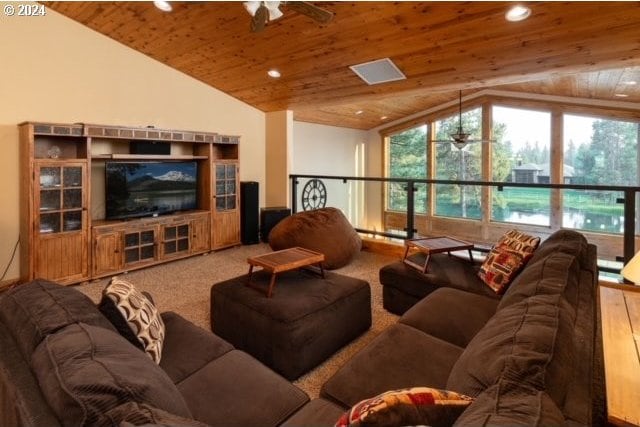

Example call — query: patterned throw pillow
[335,387,473,427]
[99,277,165,363]
[478,229,541,294]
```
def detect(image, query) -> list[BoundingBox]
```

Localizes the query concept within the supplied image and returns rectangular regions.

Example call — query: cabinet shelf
[91,154,209,160]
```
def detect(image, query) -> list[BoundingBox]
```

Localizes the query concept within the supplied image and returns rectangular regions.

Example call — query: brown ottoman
[211,269,371,380]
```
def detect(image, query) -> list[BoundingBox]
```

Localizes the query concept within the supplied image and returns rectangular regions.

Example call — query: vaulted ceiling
[47,1,640,130]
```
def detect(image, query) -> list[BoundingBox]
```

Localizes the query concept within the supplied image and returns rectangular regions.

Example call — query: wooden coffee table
[247,247,325,297]
[403,236,474,273]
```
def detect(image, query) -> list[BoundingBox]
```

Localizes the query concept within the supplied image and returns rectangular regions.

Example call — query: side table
[403,236,474,273]
[247,247,325,297]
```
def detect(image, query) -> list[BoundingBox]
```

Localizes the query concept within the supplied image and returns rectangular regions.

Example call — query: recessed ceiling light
[380,116,388,120]
[267,69,281,78]
[153,1,172,12]
[505,5,531,22]
[615,93,629,98]
[624,81,637,85]
[355,110,363,115]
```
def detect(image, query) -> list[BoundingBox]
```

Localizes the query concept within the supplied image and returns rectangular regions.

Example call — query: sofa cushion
[99,277,165,363]
[478,229,540,294]
[336,387,473,427]
[176,350,308,427]
[159,311,234,384]
[280,398,346,427]
[498,251,580,313]
[30,323,191,427]
[268,207,362,269]
[453,379,565,426]
[400,287,499,348]
[0,279,116,361]
[446,294,575,409]
[321,323,464,408]
[527,229,589,268]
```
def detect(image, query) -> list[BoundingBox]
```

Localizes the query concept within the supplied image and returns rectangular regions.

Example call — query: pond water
[496,209,625,234]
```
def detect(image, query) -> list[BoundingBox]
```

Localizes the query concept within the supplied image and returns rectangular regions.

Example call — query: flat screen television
[105,161,198,220]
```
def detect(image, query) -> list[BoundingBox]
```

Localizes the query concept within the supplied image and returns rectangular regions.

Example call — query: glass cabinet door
[214,163,238,212]
[37,163,85,234]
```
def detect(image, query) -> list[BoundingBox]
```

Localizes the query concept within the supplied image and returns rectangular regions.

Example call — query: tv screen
[105,161,198,220]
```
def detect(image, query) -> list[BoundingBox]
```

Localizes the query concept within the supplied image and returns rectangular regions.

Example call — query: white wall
[0,5,266,282]
[292,121,369,225]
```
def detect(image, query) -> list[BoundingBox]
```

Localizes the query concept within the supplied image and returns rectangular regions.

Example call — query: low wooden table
[247,247,325,297]
[599,283,640,426]
[403,236,474,273]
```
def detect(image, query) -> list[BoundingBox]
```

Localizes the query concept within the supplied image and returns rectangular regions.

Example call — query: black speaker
[260,207,291,243]
[130,141,171,155]
[240,181,260,245]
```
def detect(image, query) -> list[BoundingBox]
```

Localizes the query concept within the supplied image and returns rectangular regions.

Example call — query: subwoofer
[240,181,260,245]
[260,207,291,243]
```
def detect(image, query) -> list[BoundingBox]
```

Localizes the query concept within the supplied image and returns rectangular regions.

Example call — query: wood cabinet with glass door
[212,160,240,249]
[19,123,90,284]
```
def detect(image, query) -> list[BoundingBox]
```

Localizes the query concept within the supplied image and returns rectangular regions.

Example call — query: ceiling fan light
[505,5,531,22]
[451,132,470,142]
[153,0,172,12]
[453,142,468,150]
[243,1,261,17]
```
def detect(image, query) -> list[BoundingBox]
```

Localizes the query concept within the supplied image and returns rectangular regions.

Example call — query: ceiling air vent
[349,58,406,85]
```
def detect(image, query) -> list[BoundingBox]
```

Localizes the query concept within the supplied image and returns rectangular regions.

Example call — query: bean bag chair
[268,207,362,269]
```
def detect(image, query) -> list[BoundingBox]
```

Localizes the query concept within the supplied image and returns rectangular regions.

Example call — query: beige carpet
[75,244,399,398]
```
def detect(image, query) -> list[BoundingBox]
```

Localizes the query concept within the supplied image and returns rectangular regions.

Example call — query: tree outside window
[387,125,427,213]
[564,114,639,234]
[434,108,482,219]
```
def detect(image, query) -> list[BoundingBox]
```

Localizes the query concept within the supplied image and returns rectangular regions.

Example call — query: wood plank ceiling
[46,1,640,130]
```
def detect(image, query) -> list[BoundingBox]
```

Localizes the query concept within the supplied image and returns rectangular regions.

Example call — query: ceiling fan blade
[286,1,333,23]
[250,4,268,32]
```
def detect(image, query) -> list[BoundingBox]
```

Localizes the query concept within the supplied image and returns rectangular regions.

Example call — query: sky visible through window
[494,107,596,150]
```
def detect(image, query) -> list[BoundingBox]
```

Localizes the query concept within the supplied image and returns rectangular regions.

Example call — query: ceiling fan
[243,1,333,32]
[431,90,496,150]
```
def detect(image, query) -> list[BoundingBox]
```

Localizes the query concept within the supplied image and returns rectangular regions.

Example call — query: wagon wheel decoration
[301,179,327,211]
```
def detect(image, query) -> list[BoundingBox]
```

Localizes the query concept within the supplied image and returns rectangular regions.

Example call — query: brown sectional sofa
[0,229,605,426]
[321,230,605,425]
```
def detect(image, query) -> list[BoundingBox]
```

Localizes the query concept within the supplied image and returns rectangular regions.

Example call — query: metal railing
[290,174,640,267]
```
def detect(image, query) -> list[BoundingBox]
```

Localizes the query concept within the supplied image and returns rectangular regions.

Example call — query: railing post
[624,189,636,264]
[291,177,298,214]
[406,180,415,239]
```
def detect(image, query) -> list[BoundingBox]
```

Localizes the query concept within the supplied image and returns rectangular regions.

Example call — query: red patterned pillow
[495,229,540,255]
[478,230,540,294]
[335,387,473,427]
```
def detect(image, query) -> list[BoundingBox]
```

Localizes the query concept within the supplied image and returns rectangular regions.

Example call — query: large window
[387,125,427,213]
[434,107,482,219]
[491,106,551,226]
[563,114,639,234]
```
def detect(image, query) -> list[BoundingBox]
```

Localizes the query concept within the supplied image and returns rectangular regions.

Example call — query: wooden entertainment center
[19,122,241,285]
